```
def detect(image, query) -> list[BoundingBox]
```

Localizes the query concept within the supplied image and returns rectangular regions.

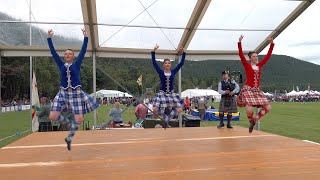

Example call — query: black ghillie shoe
[227,123,233,129]
[162,107,172,130]
[65,138,71,151]
[249,121,256,133]
[217,123,224,129]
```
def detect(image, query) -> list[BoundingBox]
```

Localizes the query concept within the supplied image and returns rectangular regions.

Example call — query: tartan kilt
[237,85,270,107]
[51,87,99,114]
[153,91,182,109]
[219,95,237,113]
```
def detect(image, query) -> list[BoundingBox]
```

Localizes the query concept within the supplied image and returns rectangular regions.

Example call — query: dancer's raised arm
[237,35,249,66]
[151,44,162,74]
[74,28,88,67]
[47,29,64,67]
[172,46,186,73]
[257,37,274,67]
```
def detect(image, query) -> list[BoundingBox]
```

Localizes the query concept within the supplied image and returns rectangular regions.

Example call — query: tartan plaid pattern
[219,96,237,113]
[237,85,270,107]
[51,87,99,114]
[153,90,182,109]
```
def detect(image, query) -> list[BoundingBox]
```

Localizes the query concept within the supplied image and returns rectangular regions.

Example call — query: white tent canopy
[263,92,273,96]
[91,89,133,99]
[181,89,220,98]
[286,90,298,96]
[286,90,320,96]
[0,0,314,60]
[311,90,320,95]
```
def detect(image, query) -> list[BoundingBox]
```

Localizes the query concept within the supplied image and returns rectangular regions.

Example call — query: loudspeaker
[143,118,179,128]
[183,114,201,127]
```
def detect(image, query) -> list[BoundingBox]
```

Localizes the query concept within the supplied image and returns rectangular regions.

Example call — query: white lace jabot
[164,72,171,76]
[251,65,259,71]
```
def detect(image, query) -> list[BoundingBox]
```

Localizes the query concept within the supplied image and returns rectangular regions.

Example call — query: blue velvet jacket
[47,37,88,89]
[151,51,186,93]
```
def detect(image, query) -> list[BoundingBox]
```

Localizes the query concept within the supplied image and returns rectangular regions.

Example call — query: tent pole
[178,55,182,128]
[29,0,33,132]
[93,50,97,129]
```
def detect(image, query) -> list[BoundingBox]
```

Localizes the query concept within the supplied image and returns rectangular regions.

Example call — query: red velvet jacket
[238,42,274,88]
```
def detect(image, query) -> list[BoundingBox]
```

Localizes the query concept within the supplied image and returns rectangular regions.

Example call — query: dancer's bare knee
[245,105,253,113]
[74,115,84,124]
[49,111,60,121]
[266,104,272,111]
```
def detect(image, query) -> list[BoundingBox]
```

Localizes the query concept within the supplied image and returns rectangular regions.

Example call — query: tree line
[2,54,320,100]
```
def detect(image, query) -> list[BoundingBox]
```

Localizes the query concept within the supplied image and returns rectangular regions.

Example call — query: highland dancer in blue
[151,44,186,128]
[47,28,99,150]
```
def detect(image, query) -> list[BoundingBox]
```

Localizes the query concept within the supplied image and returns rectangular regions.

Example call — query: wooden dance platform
[0,127,320,179]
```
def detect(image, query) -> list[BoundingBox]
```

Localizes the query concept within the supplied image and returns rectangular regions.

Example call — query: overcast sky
[260,0,320,65]
[0,0,319,65]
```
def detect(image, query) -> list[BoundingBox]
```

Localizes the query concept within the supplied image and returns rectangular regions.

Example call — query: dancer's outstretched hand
[82,28,88,37]
[269,37,273,44]
[153,44,159,52]
[48,29,54,38]
[178,46,185,54]
[239,34,244,42]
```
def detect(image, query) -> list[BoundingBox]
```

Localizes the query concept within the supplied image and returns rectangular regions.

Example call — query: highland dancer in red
[237,35,274,133]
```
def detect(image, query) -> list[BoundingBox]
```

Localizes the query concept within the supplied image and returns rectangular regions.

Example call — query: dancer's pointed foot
[65,137,71,151]
[249,120,255,133]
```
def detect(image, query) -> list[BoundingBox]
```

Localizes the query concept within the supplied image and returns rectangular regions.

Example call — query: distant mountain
[95,55,320,94]
[0,12,81,46]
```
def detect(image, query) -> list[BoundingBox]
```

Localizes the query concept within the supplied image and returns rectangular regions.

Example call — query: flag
[136,74,142,86]
[32,72,40,132]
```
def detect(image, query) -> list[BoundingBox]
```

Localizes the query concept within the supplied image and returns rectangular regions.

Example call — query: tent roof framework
[0,0,315,60]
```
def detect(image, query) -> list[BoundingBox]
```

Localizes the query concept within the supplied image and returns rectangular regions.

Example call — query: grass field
[1,102,319,148]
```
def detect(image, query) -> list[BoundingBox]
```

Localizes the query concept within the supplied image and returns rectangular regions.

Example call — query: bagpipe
[229,71,243,84]
[225,67,243,95]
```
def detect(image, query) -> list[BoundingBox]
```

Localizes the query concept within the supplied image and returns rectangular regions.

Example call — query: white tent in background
[263,92,273,96]
[297,91,307,96]
[308,90,319,95]
[91,90,133,99]
[286,90,298,96]
[181,89,221,101]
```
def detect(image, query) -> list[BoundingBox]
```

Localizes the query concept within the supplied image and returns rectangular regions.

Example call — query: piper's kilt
[237,85,270,107]
[51,87,99,114]
[153,91,182,109]
[219,95,237,113]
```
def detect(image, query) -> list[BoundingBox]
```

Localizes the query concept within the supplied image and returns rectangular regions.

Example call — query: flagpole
[178,54,182,128]
[141,83,143,96]
[137,75,143,97]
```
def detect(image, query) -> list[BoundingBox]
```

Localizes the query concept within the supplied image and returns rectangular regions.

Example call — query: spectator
[198,98,207,120]
[108,102,123,124]
[37,95,52,132]
[184,97,190,113]
[145,99,154,118]
[135,99,148,120]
